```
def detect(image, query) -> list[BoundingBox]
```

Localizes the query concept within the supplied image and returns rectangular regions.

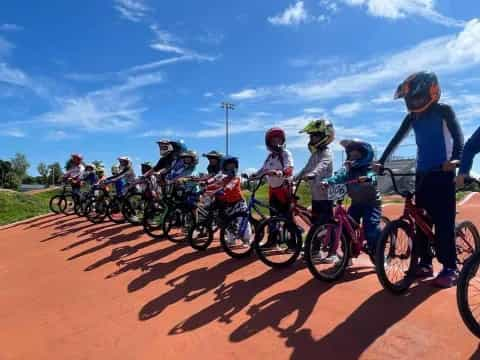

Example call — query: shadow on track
[138,255,256,321]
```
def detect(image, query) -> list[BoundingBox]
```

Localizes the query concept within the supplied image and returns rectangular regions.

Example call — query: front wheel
[220,213,256,259]
[49,195,66,214]
[189,219,215,251]
[143,202,167,239]
[253,216,301,267]
[375,220,417,294]
[455,220,480,271]
[107,196,126,224]
[122,193,146,225]
[304,223,350,282]
[457,251,480,338]
[85,197,108,224]
[163,208,196,243]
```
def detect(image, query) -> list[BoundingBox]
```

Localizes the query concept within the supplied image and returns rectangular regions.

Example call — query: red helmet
[265,127,286,152]
[71,153,83,161]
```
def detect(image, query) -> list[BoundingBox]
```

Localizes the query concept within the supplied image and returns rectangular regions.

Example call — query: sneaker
[433,268,458,288]
[225,232,236,246]
[415,264,434,278]
[323,255,339,264]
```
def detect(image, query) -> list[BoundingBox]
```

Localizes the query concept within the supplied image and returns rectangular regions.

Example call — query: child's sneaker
[433,268,458,288]
[415,264,434,278]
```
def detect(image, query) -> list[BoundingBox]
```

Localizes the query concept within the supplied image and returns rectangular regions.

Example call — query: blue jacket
[460,127,480,175]
[379,103,464,172]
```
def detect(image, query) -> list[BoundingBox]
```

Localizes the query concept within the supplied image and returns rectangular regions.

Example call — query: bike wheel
[457,251,480,338]
[107,197,125,224]
[366,215,391,265]
[220,213,256,259]
[163,208,196,243]
[143,203,168,239]
[85,197,108,224]
[122,193,146,225]
[254,216,301,267]
[62,193,76,215]
[49,195,66,214]
[455,220,480,271]
[304,224,350,282]
[375,220,417,294]
[189,219,215,251]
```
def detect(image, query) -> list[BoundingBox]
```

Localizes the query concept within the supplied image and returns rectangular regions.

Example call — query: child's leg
[362,206,382,251]
[415,176,435,267]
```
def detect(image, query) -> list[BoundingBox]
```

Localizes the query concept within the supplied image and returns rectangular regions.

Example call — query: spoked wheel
[62,194,76,215]
[457,251,480,338]
[220,213,256,259]
[304,223,350,282]
[189,219,215,251]
[143,203,167,239]
[85,197,108,224]
[254,216,301,267]
[375,220,417,294]
[74,197,88,217]
[107,197,126,224]
[163,208,196,243]
[455,220,480,271]
[49,195,66,214]
[122,193,146,225]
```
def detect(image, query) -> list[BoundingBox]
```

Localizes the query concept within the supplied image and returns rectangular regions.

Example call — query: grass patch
[0,189,60,225]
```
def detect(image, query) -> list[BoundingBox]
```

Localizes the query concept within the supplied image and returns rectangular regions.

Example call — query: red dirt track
[1,196,480,360]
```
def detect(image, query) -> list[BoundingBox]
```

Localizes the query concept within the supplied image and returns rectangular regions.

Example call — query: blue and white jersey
[380,103,464,172]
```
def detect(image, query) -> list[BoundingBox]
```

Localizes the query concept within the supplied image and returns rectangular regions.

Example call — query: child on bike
[254,127,294,217]
[204,156,252,245]
[168,150,201,207]
[323,139,382,256]
[376,71,464,288]
[103,157,136,196]
[148,139,186,179]
[457,126,480,187]
[295,119,335,226]
[81,164,98,187]
[202,150,224,176]
[63,153,85,196]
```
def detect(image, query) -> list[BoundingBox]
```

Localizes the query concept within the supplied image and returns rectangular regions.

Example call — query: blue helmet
[222,156,239,176]
[340,139,374,169]
[394,71,440,113]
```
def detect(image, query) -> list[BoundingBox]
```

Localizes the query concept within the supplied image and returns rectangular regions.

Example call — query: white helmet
[118,156,132,169]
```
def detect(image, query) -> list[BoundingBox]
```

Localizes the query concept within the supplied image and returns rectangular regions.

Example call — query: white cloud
[230,89,257,100]
[341,0,465,27]
[204,92,214,97]
[114,0,150,22]
[150,43,186,55]
[231,19,480,102]
[332,101,362,117]
[0,36,14,57]
[45,130,71,141]
[0,128,26,138]
[0,24,23,32]
[304,107,325,114]
[0,62,30,87]
[268,1,310,26]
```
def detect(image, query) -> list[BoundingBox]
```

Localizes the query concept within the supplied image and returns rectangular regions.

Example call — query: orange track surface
[1,196,480,360]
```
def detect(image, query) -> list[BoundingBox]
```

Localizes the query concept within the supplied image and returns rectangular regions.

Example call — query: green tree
[37,162,49,184]
[10,153,30,180]
[92,160,104,170]
[0,160,12,187]
[3,172,21,190]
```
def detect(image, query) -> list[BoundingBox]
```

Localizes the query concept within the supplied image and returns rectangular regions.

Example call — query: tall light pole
[221,102,235,156]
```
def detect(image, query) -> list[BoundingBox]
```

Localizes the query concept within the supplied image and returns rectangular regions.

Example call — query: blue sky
[1,0,480,176]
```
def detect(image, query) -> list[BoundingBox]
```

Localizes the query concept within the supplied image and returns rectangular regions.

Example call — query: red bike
[304,178,389,281]
[375,168,480,294]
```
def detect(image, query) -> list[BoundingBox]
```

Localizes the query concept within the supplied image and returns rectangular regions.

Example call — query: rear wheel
[85,197,108,224]
[163,208,196,243]
[304,223,350,282]
[375,220,417,294]
[62,193,76,215]
[254,216,301,267]
[122,193,146,225]
[457,251,480,338]
[143,202,168,239]
[107,196,126,224]
[49,195,65,214]
[220,213,256,259]
[189,219,215,251]
[455,220,480,271]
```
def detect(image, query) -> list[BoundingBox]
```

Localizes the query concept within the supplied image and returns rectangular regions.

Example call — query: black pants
[415,171,456,269]
[312,200,333,226]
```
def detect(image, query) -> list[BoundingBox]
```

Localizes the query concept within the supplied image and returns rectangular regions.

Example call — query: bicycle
[122,177,155,225]
[253,178,310,268]
[456,177,480,338]
[304,178,390,282]
[84,184,111,224]
[188,173,271,259]
[375,168,480,294]
[49,179,80,215]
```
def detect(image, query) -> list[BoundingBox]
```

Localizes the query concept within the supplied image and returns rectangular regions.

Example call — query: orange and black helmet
[394,71,440,113]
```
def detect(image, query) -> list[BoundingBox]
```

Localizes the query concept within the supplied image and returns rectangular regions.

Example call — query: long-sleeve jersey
[63,164,85,180]
[379,103,464,172]
[325,166,381,207]
[104,166,136,185]
[205,174,243,204]
[296,147,333,201]
[460,127,480,176]
[256,150,294,188]
[81,171,98,186]
[166,161,199,193]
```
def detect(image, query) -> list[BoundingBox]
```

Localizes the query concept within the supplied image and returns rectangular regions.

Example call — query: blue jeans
[348,203,382,251]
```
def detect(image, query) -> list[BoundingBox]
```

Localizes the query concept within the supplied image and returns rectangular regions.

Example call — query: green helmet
[141,161,153,174]
[180,150,198,165]
[300,119,335,151]
[202,150,224,159]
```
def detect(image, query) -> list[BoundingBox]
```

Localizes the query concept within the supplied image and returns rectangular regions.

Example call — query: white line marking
[459,192,478,207]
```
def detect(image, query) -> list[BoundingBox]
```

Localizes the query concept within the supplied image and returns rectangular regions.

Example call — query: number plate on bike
[327,184,347,201]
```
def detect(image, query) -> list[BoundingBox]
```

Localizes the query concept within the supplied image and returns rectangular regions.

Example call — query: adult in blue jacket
[457,127,480,186]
